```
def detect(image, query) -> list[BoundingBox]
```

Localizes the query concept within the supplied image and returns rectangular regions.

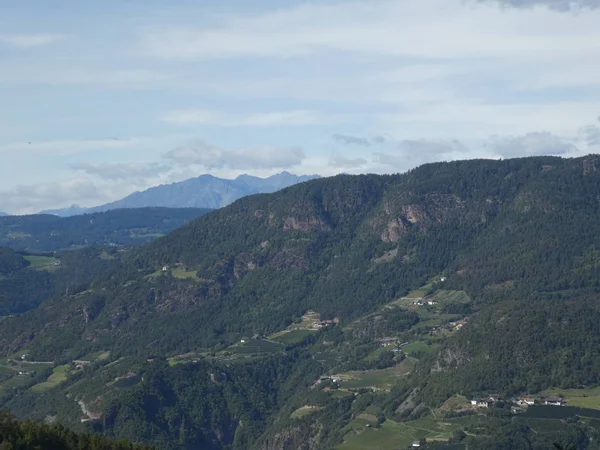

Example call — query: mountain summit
[40,172,320,217]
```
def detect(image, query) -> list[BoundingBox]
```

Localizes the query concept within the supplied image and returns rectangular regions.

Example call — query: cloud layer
[161,110,319,127]
[164,140,305,170]
[71,162,171,181]
[479,0,600,11]
[0,33,65,48]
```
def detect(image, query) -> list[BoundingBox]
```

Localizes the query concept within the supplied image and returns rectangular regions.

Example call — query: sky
[0,0,599,214]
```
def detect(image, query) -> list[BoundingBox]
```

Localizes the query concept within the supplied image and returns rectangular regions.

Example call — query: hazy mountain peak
[39,204,88,217]
[40,172,321,216]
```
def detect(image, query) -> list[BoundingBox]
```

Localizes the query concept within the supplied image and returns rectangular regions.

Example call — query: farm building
[544,397,566,406]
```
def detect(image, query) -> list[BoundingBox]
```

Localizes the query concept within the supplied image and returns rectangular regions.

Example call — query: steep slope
[42,172,320,216]
[0,412,153,449]
[0,207,210,252]
[5,155,600,361]
[1,156,600,449]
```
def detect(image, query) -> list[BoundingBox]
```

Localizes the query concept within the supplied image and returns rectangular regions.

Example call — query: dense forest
[1,155,600,449]
[0,412,154,449]
[0,207,211,252]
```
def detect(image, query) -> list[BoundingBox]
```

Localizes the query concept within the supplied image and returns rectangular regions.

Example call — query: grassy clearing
[0,366,15,376]
[268,311,321,341]
[338,416,481,450]
[335,358,416,391]
[405,285,433,299]
[290,405,322,419]
[99,251,116,260]
[104,357,127,368]
[271,329,316,345]
[338,420,415,449]
[230,339,284,355]
[0,376,32,391]
[81,351,110,362]
[1,360,54,372]
[129,229,164,239]
[331,390,354,398]
[24,255,59,271]
[373,248,398,264]
[542,387,600,410]
[428,290,471,304]
[401,341,437,357]
[30,365,69,392]
[167,353,199,366]
[171,266,200,281]
[6,232,31,239]
[439,395,471,412]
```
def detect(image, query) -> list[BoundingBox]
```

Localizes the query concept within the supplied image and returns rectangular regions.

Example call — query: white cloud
[332,134,372,147]
[477,0,600,11]
[384,101,600,138]
[70,162,171,181]
[0,66,166,87]
[161,109,319,127]
[329,153,368,168]
[140,1,600,60]
[0,178,105,215]
[0,33,65,48]
[486,131,578,157]
[373,139,478,170]
[580,125,600,147]
[164,139,305,170]
[370,128,593,172]
[0,138,145,156]
[332,134,389,146]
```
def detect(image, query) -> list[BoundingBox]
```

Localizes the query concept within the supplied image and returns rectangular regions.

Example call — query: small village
[468,393,567,411]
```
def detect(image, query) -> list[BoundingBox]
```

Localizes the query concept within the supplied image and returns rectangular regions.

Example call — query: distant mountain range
[39,205,88,217]
[0,207,211,253]
[40,172,320,217]
[0,212,7,217]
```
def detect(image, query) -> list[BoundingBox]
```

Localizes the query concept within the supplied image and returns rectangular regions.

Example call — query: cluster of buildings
[412,300,436,306]
[448,319,467,331]
[470,394,567,409]
[312,320,335,329]
[470,395,499,408]
[317,375,340,384]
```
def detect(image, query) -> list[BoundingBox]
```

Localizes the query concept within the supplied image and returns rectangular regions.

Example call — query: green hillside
[1,156,600,449]
[0,411,153,449]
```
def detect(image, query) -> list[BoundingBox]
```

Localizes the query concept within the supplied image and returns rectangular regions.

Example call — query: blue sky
[0,0,599,213]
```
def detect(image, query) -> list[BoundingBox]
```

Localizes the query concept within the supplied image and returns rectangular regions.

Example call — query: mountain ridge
[2,155,600,449]
[0,207,211,252]
[40,171,320,217]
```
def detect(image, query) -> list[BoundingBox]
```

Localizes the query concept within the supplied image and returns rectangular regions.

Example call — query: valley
[2,156,600,449]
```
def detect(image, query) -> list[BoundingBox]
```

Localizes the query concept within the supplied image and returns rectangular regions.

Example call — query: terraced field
[23,255,59,271]
[338,416,482,450]
[30,364,69,392]
[542,387,600,410]
[334,357,416,391]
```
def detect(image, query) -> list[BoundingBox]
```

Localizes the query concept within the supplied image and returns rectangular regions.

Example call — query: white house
[544,397,566,406]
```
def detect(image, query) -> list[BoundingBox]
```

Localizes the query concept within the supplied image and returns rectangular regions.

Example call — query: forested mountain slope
[0,412,153,449]
[0,207,211,252]
[1,155,600,449]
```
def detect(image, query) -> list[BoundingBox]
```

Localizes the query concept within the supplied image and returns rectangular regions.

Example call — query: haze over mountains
[39,172,320,217]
